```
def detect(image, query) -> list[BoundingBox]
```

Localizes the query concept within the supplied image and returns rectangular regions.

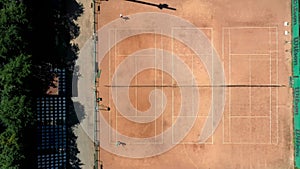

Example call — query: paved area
[72,0,95,169]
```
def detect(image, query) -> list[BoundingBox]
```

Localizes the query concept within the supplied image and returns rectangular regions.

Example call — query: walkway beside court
[72,0,95,169]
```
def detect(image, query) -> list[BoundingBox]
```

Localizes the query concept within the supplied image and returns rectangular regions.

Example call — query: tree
[0,0,34,168]
[0,127,23,169]
[0,0,28,65]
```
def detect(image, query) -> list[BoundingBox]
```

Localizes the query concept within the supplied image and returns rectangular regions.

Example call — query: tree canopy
[0,0,33,168]
[0,0,83,168]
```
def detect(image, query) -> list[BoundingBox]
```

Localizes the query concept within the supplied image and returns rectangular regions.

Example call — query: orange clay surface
[96,0,293,168]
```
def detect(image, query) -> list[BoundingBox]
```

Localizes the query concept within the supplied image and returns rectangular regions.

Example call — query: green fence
[293,0,299,76]
[292,0,300,167]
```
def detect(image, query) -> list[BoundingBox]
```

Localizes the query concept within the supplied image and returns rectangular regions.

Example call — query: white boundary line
[171,27,213,56]
[222,28,224,61]
[222,27,226,144]
[108,29,112,144]
[115,28,118,143]
[112,29,165,144]
[230,116,270,118]
[228,28,232,143]
[275,26,279,144]
[170,27,214,144]
[224,26,279,145]
[157,29,164,143]
[227,26,277,56]
[249,55,252,141]
[230,53,270,56]
[171,28,174,144]
[177,54,208,56]
[211,28,214,144]
[269,27,272,144]
[135,41,138,117]
[222,142,274,145]
[155,30,157,138]
[115,116,163,144]
[109,26,281,146]
[177,117,214,145]
[172,115,215,118]
[171,27,213,29]
[223,26,277,29]
[115,28,160,56]
[154,30,157,138]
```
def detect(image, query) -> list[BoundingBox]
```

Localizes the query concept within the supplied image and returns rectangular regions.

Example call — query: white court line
[177,54,215,59]
[230,116,270,118]
[228,29,232,142]
[108,29,111,101]
[115,28,159,56]
[226,26,277,57]
[117,54,162,57]
[115,117,163,144]
[173,115,210,118]
[177,54,204,56]
[118,115,169,117]
[159,29,164,143]
[225,26,279,144]
[276,27,279,144]
[230,53,270,56]
[222,142,272,145]
[178,117,213,145]
[155,30,157,138]
[269,27,272,144]
[171,28,213,144]
[171,27,213,31]
[222,28,224,61]
[190,31,195,141]
[135,42,137,116]
[249,55,252,142]
[179,142,213,145]
[223,26,277,29]
[171,27,213,55]
[222,28,226,144]
[211,28,214,144]
[171,28,174,144]
[115,28,160,30]
[230,56,278,61]
[108,29,112,144]
[114,28,118,142]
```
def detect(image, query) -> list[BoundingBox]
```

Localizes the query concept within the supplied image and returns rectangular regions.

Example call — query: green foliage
[0,0,33,168]
[0,128,23,169]
[0,60,32,165]
[0,95,32,129]
[0,0,83,167]
[0,54,31,87]
[0,0,28,64]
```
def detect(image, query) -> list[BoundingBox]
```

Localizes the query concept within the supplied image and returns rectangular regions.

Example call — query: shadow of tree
[23,0,85,168]
[71,66,81,97]
[24,0,83,95]
[68,100,85,169]
[68,128,83,169]
[68,101,85,127]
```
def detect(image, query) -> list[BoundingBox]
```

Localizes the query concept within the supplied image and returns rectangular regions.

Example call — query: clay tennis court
[95,0,293,168]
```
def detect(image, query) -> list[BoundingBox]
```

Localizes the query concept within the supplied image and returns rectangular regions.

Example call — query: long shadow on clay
[125,0,176,10]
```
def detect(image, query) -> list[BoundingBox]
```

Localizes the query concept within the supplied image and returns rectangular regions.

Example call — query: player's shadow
[26,0,83,96]
[121,16,130,21]
[125,0,176,10]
